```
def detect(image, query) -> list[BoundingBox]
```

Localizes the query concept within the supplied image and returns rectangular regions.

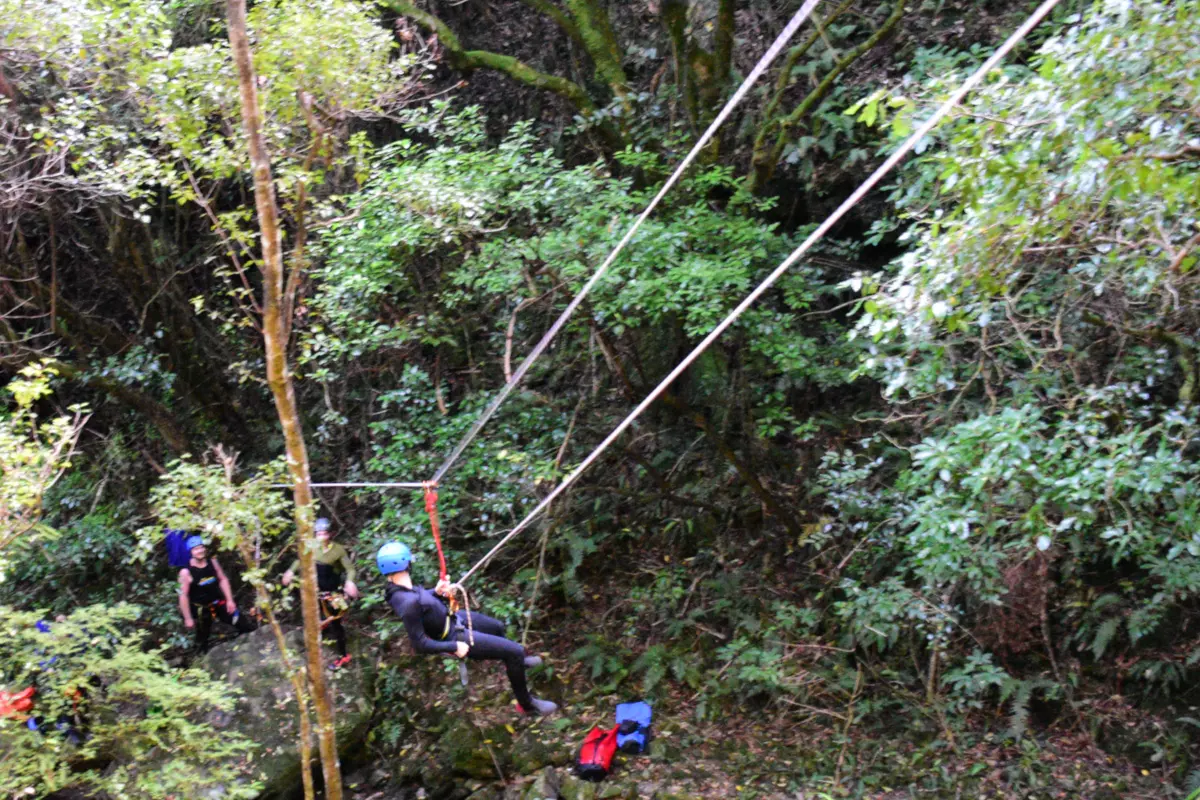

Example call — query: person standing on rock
[282,517,359,669]
[376,541,557,716]
[179,535,254,654]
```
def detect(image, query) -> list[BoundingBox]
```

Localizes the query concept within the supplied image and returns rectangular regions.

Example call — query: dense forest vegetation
[2,0,1198,797]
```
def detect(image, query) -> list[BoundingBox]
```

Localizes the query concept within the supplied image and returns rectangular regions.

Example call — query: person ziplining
[376,540,557,716]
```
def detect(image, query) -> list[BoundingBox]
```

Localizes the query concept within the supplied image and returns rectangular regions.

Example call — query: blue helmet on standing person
[185,535,205,552]
[376,542,412,575]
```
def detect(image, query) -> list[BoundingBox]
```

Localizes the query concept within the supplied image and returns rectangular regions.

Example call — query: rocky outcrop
[201,625,376,798]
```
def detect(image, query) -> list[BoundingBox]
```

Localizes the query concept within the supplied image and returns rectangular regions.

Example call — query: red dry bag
[0,686,35,718]
[575,724,619,782]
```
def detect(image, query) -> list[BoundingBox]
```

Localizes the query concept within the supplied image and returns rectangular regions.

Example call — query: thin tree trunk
[224,2,343,799]
[235,541,316,800]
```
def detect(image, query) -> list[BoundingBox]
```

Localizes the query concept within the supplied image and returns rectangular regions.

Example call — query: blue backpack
[164,529,193,568]
[615,701,652,755]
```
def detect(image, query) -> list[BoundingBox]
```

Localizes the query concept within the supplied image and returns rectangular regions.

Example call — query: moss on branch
[746,1,904,194]
[384,0,596,113]
[564,0,629,99]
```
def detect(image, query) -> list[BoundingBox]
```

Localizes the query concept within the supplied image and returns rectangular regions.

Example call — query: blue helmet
[314,517,331,533]
[376,542,412,575]
[185,535,206,552]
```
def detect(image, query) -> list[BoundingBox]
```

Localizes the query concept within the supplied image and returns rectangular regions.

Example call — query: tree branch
[661,0,698,127]
[384,0,596,113]
[1083,311,1197,406]
[747,1,903,193]
[762,0,855,126]
[0,329,189,453]
[564,0,629,100]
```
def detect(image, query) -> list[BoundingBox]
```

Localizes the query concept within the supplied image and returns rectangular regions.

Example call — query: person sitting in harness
[376,541,557,716]
[282,517,359,669]
[178,535,254,653]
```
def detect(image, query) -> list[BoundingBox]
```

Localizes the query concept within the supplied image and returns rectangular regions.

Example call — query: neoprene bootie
[524,655,543,668]
[521,697,558,716]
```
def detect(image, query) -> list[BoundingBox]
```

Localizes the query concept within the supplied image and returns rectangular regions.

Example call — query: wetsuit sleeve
[388,590,456,655]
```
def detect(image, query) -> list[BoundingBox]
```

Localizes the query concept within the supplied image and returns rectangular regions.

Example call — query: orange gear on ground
[0,686,35,718]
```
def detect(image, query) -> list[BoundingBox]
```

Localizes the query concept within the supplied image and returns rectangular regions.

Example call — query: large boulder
[201,624,376,798]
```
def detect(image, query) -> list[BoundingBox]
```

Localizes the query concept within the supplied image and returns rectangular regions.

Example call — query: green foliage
[4,0,414,199]
[827,401,1200,662]
[0,364,89,581]
[135,454,294,591]
[87,343,178,400]
[313,109,858,570]
[941,649,1009,715]
[853,0,1199,396]
[0,604,259,799]
[810,0,1200,705]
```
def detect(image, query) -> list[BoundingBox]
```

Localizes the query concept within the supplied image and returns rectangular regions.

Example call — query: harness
[318,591,348,630]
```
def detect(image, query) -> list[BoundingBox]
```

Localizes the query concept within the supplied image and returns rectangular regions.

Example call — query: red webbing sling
[423,482,456,613]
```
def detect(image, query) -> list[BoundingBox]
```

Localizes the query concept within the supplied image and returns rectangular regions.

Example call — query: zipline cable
[458,0,1065,585]
[429,0,825,485]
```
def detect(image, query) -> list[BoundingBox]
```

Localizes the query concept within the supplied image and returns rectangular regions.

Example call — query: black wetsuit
[187,560,253,653]
[385,583,534,709]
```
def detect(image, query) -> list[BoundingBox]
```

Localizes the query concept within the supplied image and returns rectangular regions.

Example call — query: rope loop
[452,583,474,647]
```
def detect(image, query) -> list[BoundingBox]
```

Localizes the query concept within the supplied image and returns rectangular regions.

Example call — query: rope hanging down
[424,482,473,643]
[457,0,1065,586]
[429,0,825,486]
[424,482,449,583]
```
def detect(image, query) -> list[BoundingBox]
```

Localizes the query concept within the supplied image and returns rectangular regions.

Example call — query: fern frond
[1184,766,1200,794]
[1091,617,1121,660]
[1004,679,1035,741]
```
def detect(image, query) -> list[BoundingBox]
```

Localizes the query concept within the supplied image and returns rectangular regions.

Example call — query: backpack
[0,686,35,718]
[574,725,619,782]
[615,701,652,755]
[164,529,193,568]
